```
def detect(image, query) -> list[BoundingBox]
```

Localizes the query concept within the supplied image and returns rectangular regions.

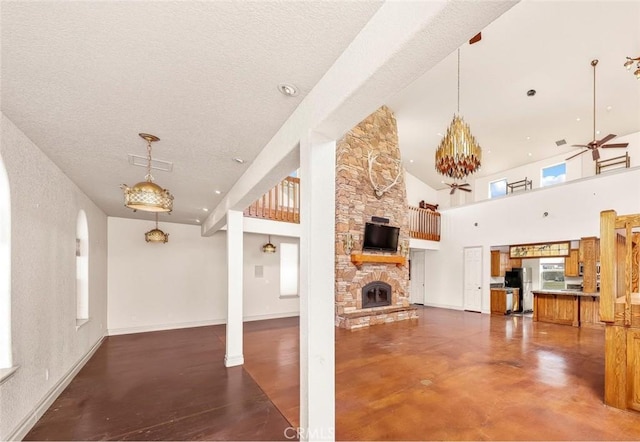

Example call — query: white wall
[426,167,640,313]
[0,114,108,441]
[405,170,438,207]
[107,217,299,335]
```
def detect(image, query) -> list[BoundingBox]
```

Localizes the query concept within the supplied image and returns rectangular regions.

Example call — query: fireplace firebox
[361,281,392,309]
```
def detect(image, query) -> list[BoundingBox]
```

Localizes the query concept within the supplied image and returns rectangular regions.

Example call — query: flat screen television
[363,222,400,252]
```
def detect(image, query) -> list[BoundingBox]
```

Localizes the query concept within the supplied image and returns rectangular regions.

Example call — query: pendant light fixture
[435,49,482,180]
[262,235,276,253]
[121,133,174,213]
[145,213,169,243]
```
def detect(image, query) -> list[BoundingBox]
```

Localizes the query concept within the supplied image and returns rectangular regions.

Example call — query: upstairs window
[280,242,299,297]
[489,178,507,199]
[541,162,566,187]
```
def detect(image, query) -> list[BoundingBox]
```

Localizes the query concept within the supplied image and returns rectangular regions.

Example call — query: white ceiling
[2,1,639,225]
[0,1,382,224]
[389,0,640,190]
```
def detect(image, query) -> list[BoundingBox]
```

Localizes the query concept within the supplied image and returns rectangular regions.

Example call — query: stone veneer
[335,106,418,329]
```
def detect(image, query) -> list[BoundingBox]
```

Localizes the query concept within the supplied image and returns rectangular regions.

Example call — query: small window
[0,154,11,369]
[541,162,566,187]
[76,210,89,324]
[489,179,507,199]
[280,243,299,296]
[540,258,565,290]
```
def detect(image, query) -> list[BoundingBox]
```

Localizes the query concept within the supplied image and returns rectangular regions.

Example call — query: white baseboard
[108,312,300,336]
[424,302,464,311]
[6,336,105,442]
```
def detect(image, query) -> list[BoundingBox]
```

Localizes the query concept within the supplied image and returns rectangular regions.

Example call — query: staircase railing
[408,206,441,241]
[243,176,300,223]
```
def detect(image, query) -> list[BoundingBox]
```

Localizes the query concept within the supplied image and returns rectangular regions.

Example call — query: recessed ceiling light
[232,157,245,164]
[596,130,601,135]
[203,208,209,212]
[606,105,612,111]
[576,117,581,122]
[215,190,221,195]
[196,219,201,223]
[526,89,536,97]
[528,152,533,156]
[526,136,531,140]
[409,159,414,163]
[487,150,491,154]
[277,83,299,97]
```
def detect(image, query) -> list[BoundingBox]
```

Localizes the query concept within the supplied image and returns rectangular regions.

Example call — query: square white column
[225,209,244,367]
[299,135,336,440]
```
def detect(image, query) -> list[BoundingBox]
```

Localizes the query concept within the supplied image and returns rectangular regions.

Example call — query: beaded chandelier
[435,49,482,180]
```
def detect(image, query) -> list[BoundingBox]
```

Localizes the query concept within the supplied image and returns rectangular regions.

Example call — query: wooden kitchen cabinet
[627,329,640,412]
[490,289,509,315]
[565,249,580,277]
[508,257,522,270]
[490,251,502,277]
[579,295,603,328]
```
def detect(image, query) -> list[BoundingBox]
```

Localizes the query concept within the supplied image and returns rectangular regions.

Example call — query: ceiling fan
[566,59,629,162]
[446,182,472,195]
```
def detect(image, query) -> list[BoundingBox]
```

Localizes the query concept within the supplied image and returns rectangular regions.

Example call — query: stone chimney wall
[335,106,415,328]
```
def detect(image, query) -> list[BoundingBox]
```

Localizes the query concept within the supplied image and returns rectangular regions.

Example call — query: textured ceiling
[1,1,382,224]
[389,0,640,190]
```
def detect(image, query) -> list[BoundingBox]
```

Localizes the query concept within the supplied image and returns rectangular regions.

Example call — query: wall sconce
[343,233,354,255]
[399,239,410,257]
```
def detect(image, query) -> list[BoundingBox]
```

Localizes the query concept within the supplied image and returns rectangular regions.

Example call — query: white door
[463,247,483,312]
[410,250,425,304]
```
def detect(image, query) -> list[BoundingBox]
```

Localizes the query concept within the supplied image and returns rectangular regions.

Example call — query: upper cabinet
[491,250,521,277]
[565,249,580,277]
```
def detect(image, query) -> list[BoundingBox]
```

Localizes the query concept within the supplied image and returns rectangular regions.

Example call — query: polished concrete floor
[26,306,640,440]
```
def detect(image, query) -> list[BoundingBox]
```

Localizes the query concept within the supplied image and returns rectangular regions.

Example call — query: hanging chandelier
[145,213,169,243]
[435,49,482,180]
[262,235,276,253]
[623,56,640,79]
[121,133,174,213]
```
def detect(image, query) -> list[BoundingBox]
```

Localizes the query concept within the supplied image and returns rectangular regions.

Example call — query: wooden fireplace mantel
[350,254,406,268]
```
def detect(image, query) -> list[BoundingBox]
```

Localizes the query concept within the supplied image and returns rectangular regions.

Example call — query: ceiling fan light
[634,67,640,79]
[624,59,634,70]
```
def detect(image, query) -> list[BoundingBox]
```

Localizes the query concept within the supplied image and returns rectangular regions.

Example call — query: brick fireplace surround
[335,106,418,330]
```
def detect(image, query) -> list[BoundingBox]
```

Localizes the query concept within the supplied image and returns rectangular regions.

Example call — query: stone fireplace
[335,106,418,330]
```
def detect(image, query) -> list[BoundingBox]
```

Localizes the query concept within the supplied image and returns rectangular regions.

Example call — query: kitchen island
[532,290,603,328]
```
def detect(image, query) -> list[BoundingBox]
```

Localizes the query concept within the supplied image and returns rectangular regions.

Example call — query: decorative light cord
[145,139,154,182]
[457,48,461,114]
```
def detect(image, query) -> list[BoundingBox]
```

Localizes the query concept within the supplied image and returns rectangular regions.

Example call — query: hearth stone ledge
[336,305,418,330]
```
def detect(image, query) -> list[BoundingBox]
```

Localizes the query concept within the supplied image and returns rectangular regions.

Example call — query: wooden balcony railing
[408,206,441,241]
[243,176,300,223]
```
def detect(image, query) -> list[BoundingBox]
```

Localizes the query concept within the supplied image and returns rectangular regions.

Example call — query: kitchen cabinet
[490,251,502,277]
[490,289,512,315]
[491,251,521,277]
[533,291,601,327]
[565,249,580,277]
[579,295,603,328]
[627,329,640,412]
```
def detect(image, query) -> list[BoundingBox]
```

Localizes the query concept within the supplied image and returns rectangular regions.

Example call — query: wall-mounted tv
[363,222,400,252]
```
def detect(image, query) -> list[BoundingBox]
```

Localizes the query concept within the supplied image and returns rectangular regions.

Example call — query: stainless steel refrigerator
[505,268,532,313]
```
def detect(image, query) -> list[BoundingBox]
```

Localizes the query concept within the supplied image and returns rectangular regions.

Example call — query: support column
[299,134,336,441]
[225,209,244,367]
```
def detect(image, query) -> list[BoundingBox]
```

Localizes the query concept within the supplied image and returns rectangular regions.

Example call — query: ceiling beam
[201,0,518,236]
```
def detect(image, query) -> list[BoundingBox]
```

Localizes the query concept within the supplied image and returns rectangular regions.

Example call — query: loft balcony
[244,177,440,242]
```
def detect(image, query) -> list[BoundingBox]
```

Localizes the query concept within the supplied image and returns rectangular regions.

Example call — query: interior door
[463,247,483,312]
[410,250,425,304]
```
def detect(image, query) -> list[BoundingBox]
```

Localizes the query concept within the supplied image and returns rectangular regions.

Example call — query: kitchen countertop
[491,287,514,291]
[532,290,600,298]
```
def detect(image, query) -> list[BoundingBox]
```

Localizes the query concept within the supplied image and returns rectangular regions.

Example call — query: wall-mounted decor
[509,241,570,258]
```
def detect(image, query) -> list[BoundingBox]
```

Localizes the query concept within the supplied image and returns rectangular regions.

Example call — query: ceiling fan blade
[592,148,600,161]
[459,187,472,192]
[449,188,455,195]
[571,144,590,148]
[469,32,482,44]
[566,150,589,161]
[601,143,629,148]
[459,183,471,187]
[596,134,616,145]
